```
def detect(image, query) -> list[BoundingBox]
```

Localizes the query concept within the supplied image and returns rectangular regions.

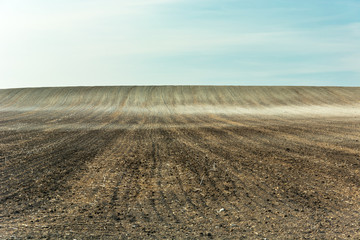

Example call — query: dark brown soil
[1,86,360,239]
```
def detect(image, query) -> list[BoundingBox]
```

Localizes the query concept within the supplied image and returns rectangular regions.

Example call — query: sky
[0,0,359,88]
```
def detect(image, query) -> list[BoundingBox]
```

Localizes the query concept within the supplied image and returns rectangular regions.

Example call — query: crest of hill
[1,86,359,115]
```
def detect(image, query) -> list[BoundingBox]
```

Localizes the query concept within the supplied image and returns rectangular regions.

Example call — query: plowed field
[1,86,360,239]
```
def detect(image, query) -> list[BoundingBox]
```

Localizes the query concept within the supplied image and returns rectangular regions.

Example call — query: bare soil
[1,86,360,239]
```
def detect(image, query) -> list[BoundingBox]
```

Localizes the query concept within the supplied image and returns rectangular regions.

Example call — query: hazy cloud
[0,0,359,88]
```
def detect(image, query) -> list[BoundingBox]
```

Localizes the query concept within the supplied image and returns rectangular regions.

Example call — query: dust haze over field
[1,86,360,239]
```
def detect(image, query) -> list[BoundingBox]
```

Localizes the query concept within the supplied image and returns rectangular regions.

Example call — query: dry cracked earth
[1,86,360,239]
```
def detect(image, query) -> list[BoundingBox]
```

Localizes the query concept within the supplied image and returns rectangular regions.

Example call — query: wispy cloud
[0,0,359,88]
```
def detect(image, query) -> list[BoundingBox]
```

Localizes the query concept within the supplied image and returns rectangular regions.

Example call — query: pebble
[217,208,225,213]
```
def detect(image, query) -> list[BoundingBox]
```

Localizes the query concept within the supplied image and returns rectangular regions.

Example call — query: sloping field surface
[1,86,360,239]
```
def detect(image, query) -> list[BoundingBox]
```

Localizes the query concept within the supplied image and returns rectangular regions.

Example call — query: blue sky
[0,0,359,88]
